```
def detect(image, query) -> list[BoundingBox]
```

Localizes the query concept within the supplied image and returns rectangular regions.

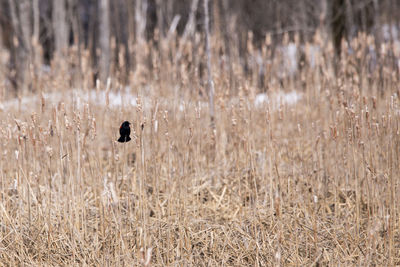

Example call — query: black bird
[118,121,131,143]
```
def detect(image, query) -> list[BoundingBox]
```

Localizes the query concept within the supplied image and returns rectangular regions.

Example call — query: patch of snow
[1,88,302,113]
[283,91,302,105]
[41,64,51,74]
[82,87,138,107]
[1,87,140,111]
[254,93,268,107]
[254,90,302,109]
[382,24,399,41]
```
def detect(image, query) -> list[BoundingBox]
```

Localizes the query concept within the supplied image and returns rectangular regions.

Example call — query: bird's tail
[118,136,131,143]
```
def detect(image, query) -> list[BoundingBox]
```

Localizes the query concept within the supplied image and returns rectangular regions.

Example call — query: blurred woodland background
[0,0,399,94]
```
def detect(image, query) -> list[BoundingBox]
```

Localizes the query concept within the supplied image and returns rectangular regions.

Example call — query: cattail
[330,125,338,140]
[73,111,81,131]
[49,121,53,137]
[40,92,45,113]
[31,112,38,126]
[64,114,71,130]
[136,96,143,113]
[89,117,96,140]
[45,146,53,157]
[372,97,377,109]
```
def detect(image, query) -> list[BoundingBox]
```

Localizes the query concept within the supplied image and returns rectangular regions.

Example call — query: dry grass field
[0,32,400,266]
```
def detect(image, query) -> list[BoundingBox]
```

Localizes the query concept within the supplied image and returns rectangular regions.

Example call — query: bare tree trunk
[319,0,328,35]
[372,0,380,43]
[331,0,347,57]
[345,0,354,38]
[182,0,199,40]
[8,0,31,92]
[99,0,111,83]
[212,0,221,38]
[204,0,215,127]
[53,0,68,57]
[68,0,79,45]
[134,0,148,81]
[19,0,31,54]
[155,0,164,37]
[221,0,233,89]
[166,0,173,27]
[0,21,5,90]
[20,0,31,92]
[33,0,39,43]
[68,0,84,87]
[174,0,198,63]
[32,0,41,88]
[135,0,148,46]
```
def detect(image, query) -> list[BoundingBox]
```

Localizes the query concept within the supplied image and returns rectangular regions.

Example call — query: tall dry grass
[0,31,399,266]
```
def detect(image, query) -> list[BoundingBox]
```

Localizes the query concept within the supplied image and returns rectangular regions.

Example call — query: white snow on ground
[382,24,399,41]
[0,87,139,111]
[0,87,302,112]
[254,90,302,109]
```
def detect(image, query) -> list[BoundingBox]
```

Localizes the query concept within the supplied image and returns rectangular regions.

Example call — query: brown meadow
[0,31,399,266]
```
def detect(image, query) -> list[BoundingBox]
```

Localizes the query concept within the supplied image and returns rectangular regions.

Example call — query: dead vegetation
[0,30,399,266]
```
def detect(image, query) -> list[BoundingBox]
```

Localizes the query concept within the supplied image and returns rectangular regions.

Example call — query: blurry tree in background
[99,0,110,82]
[0,0,399,92]
[53,0,68,58]
[331,0,378,56]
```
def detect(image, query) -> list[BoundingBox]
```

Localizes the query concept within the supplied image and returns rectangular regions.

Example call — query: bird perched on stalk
[118,121,131,142]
